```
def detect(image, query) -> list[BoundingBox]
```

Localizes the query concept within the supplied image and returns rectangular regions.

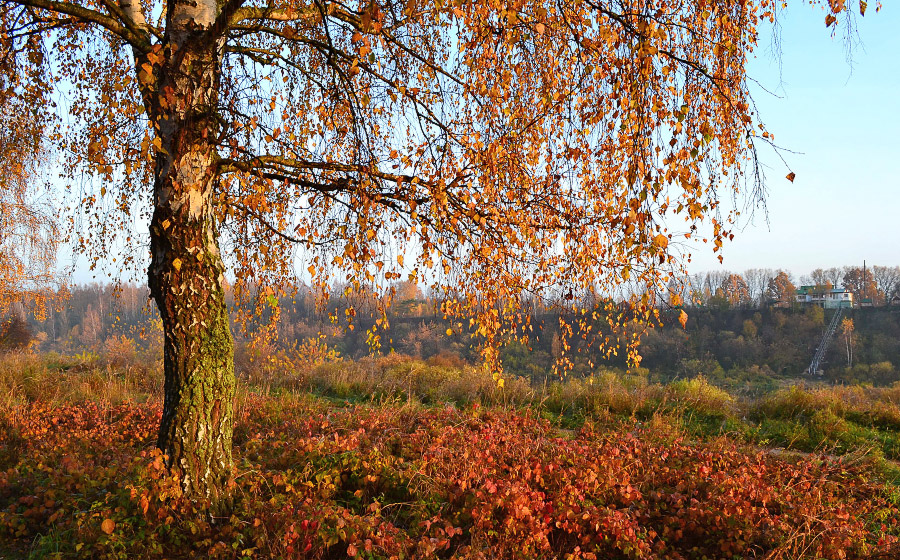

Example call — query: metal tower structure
[807,307,843,376]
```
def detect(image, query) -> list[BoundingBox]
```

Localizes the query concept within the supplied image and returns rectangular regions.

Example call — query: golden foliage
[0,0,865,367]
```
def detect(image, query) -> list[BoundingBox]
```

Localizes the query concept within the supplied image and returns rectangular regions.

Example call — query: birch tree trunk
[145,0,235,511]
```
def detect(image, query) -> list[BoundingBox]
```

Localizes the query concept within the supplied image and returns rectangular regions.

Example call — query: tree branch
[8,0,152,50]
[219,154,416,186]
[230,3,322,25]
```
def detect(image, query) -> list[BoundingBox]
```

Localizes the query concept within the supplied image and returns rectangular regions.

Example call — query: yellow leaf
[172,258,182,271]
[445,328,453,336]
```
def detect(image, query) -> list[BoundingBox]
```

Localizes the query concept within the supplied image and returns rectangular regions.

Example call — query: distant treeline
[669,265,900,308]
[3,267,900,390]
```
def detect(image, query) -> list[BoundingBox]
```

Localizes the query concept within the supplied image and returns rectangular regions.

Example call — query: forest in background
[3,263,899,393]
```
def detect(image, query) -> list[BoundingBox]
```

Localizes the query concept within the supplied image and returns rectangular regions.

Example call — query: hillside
[16,285,900,391]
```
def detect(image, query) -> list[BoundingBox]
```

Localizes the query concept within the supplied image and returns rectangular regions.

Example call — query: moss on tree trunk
[146,26,234,511]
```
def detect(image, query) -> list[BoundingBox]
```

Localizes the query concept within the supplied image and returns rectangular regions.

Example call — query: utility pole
[863,260,867,303]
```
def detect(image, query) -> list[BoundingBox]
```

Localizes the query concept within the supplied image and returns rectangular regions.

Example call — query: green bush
[667,375,735,416]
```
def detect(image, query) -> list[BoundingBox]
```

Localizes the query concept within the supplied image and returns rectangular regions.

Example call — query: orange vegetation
[2,396,897,559]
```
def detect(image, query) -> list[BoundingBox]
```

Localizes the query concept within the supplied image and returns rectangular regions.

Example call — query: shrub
[808,408,851,445]
[2,398,897,559]
[0,314,34,353]
[667,375,735,416]
[101,334,139,369]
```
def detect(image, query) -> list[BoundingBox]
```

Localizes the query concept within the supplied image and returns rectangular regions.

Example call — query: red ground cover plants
[1,397,898,559]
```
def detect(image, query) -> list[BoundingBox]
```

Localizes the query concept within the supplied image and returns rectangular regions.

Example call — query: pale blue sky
[687,4,900,277]
[67,5,899,284]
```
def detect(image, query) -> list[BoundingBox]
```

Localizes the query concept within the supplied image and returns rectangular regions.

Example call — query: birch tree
[0,0,864,508]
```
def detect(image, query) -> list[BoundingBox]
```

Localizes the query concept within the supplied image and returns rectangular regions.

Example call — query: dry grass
[5,348,900,464]
[0,349,161,410]
[0,348,735,422]
[754,384,900,430]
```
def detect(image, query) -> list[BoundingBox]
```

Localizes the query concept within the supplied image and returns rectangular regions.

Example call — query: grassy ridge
[1,352,900,558]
